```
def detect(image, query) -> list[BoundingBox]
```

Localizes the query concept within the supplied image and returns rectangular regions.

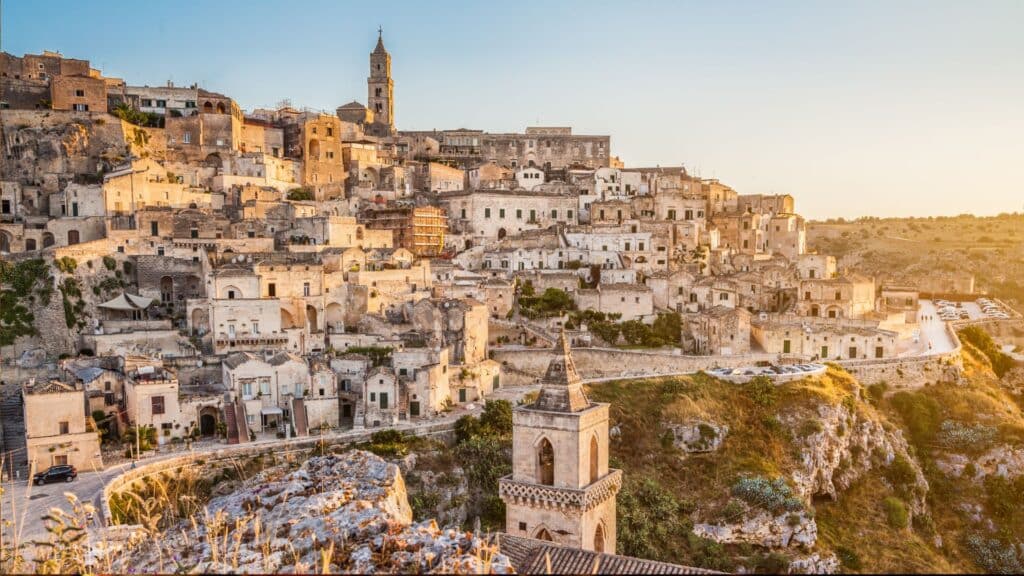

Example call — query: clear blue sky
[4,0,1023,219]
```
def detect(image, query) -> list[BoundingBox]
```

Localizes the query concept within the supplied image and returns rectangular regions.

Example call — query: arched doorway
[497,228,507,240]
[42,232,55,248]
[205,153,222,169]
[191,308,208,336]
[67,229,80,245]
[308,139,321,161]
[0,231,11,253]
[281,308,297,329]
[216,102,226,114]
[203,101,213,113]
[590,435,599,483]
[160,276,174,303]
[306,305,319,333]
[534,527,553,542]
[325,302,344,333]
[199,407,218,436]
[594,523,606,553]
[537,437,554,485]
[186,275,202,298]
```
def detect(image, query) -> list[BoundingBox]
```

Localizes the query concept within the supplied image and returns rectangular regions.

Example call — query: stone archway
[199,406,218,436]
[281,308,298,329]
[537,437,554,486]
[306,305,319,333]
[534,527,553,541]
[42,232,55,248]
[497,228,507,240]
[160,276,174,303]
[594,523,606,553]
[0,230,11,253]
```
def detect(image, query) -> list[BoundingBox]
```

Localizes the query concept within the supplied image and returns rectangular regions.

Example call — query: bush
[617,477,694,563]
[744,376,776,408]
[964,533,1023,574]
[286,187,315,201]
[882,496,909,528]
[936,420,997,451]
[731,476,803,514]
[102,255,117,271]
[836,546,863,570]
[959,326,1015,377]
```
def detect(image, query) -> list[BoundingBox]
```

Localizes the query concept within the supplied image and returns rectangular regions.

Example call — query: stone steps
[0,388,29,478]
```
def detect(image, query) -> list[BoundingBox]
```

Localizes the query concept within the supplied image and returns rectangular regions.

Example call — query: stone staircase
[291,398,308,437]
[0,386,28,480]
[223,393,240,445]
[234,399,250,443]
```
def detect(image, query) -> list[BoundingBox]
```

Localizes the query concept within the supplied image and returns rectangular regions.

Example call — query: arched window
[203,101,213,112]
[537,438,554,485]
[594,523,605,553]
[589,435,599,484]
[535,527,552,541]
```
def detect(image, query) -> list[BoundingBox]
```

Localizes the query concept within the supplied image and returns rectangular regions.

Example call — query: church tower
[367,28,394,134]
[499,331,622,553]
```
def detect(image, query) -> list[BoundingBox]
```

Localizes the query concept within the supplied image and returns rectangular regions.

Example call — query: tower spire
[531,329,590,412]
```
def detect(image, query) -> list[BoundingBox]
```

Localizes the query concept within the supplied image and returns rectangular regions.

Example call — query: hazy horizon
[4,0,1022,220]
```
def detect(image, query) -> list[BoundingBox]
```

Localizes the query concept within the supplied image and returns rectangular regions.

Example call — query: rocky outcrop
[113,451,513,574]
[938,445,1024,480]
[667,420,728,453]
[787,552,840,574]
[783,401,928,513]
[693,510,816,549]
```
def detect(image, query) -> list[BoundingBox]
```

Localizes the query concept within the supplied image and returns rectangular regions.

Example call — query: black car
[33,464,77,485]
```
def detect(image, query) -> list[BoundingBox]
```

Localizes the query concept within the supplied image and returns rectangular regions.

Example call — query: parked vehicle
[33,465,77,485]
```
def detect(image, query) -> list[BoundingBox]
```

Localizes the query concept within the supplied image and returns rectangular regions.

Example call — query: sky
[3,0,1023,219]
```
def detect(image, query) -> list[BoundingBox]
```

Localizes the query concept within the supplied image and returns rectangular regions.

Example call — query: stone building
[690,306,751,355]
[499,332,621,553]
[797,273,875,319]
[50,74,107,112]
[399,126,611,170]
[367,30,395,135]
[360,205,447,257]
[23,379,102,472]
[441,188,577,246]
[751,317,898,360]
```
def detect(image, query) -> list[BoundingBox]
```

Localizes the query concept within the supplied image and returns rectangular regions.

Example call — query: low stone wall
[837,322,963,387]
[492,346,786,384]
[100,420,454,526]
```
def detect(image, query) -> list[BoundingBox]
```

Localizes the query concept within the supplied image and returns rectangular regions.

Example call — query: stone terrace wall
[492,347,785,386]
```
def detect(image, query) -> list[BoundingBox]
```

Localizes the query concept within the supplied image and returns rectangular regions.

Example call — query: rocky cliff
[113,451,514,574]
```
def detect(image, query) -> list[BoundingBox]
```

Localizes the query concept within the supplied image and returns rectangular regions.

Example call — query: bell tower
[499,331,622,553]
[368,27,394,134]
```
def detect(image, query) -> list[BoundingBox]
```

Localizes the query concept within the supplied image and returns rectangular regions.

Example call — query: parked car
[34,464,77,485]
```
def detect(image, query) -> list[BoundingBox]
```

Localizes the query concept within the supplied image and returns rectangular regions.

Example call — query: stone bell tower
[499,331,622,553]
[367,27,394,135]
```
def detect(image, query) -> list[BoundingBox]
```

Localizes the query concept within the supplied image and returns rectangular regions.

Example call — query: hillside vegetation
[586,328,1024,573]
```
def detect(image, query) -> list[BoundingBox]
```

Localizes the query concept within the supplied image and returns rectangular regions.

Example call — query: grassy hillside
[806,214,1024,310]
[586,335,1024,573]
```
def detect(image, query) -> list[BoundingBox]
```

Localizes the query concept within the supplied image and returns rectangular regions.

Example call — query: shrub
[882,496,909,528]
[798,419,823,438]
[867,382,888,405]
[731,476,803,514]
[102,255,117,271]
[836,546,863,570]
[286,187,315,201]
[756,552,790,574]
[936,420,997,451]
[745,376,776,408]
[964,533,1023,574]
[959,326,1015,377]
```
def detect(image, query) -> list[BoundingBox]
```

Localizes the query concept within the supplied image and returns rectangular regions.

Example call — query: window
[303,282,310,296]
[141,99,153,107]
[185,101,196,108]
[499,208,505,218]
[227,290,236,300]
[835,291,842,300]
[516,209,522,219]
[485,208,491,218]
[461,208,466,219]
[720,293,729,301]
[567,210,573,220]
[327,127,333,137]
[183,132,191,144]
[151,396,165,415]
[783,340,791,354]
[72,103,88,111]
[551,210,557,219]
[74,89,85,97]
[268,283,276,297]
[59,421,69,435]
[156,100,166,107]
[380,392,389,409]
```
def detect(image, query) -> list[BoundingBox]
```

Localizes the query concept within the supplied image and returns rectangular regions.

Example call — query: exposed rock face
[938,445,1024,480]
[693,510,817,549]
[784,401,928,513]
[787,552,840,574]
[668,420,728,453]
[114,451,513,574]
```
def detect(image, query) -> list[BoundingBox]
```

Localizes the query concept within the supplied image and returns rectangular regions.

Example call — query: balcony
[498,469,622,512]
[215,332,289,347]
